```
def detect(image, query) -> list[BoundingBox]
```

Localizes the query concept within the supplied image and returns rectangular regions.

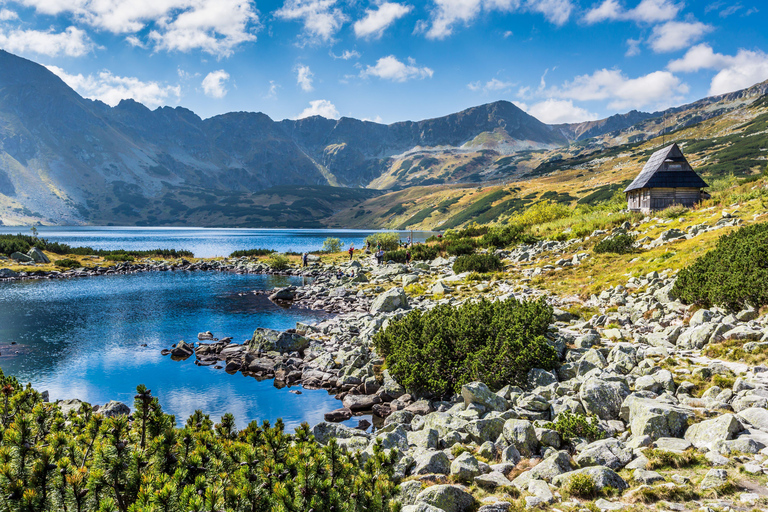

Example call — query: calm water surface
[0,271,359,429]
[0,226,436,258]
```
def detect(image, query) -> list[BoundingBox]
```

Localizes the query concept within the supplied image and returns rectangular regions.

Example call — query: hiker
[376,249,384,265]
[348,245,354,260]
[302,252,308,267]
[405,250,411,265]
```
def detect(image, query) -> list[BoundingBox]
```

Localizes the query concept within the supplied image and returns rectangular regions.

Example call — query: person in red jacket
[348,245,354,260]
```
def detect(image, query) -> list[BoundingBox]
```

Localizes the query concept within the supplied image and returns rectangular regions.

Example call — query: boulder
[737,407,768,431]
[552,466,628,492]
[342,394,382,412]
[0,269,19,278]
[10,252,33,262]
[370,287,408,314]
[461,381,508,412]
[450,452,480,482]
[699,468,728,490]
[249,328,309,353]
[676,323,717,350]
[625,397,693,440]
[465,417,506,444]
[312,422,370,445]
[575,438,633,470]
[57,399,86,416]
[27,247,49,264]
[580,378,630,420]
[412,451,451,475]
[97,401,130,418]
[684,413,742,449]
[324,408,353,422]
[633,469,665,484]
[474,471,514,490]
[268,287,296,301]
[528,450,572,481]
[527,368,557,389]
[424,412,469,437]
[415,485,475,512]
[171,340,195,359]
[502,419,538,457]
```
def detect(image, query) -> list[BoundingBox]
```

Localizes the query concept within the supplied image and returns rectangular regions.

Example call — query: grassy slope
[330,91,768,230]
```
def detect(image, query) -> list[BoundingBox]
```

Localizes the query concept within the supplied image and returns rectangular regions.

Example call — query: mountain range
[0,49,766,228]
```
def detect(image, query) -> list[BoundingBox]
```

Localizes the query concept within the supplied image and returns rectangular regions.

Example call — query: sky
[0,0,767,125]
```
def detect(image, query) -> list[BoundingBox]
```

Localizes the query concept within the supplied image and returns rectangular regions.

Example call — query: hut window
[668,163,682,171]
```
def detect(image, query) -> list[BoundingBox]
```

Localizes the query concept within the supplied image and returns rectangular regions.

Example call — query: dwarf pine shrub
[671,222,768,310]
[593,233,636,254]
[372,297,558,396]
[0,373,399,512]
[544,411,604,442]
[453,254,503,273]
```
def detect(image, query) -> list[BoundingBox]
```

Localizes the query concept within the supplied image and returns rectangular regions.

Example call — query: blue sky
[0,0,766,124]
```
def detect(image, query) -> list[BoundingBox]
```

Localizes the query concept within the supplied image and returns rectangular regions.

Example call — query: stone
[474,471,514,490]
[57,399,86,416]
[10,252,33,262]
[268,287,296,301]
[501,444,521,465]
[370,287,408,314]
[684,414,742,449]
[528,450,572,481]
[594,499,625,511]
[27,247,49,264]
[462,381,508,412]
[424,412,469,437]
[526,479,554,507]
[0,269,19,278]
[414,484,475,512]
[677,324,717,350]
[412,451,451,475]
[312,422,370,445]
[738,407,768,431]
[552,466,628,492]
[325,408,353,422]
[342,394,382,412]
[382,370,406,399]
[249,328,309,353]
[502,419,538,457]
[170,340,195,359]
[633,469,665,484]
[580,378,630,420]
[465,418,506,444]
[402,504,444,512]
[625,397,693,440]
[407,429,440,450]
[527,368,557,389]
[450,452,480,482]
[575,438,633,470]
[699,468,728,490]
[97,400,130,418]
[653,437,692,452]
[397,480,425,506]
[689,309,713,327]
[431,281,454,294]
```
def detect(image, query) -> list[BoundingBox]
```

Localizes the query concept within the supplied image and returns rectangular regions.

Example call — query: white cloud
[331,49,360,59]
[524,99,599,123]
[125,35,147,48]
[361,55,433,81]
[15,0,258,57]
[46,65,181,108]
[626,37,641,56]
[265,80,279,99]
[0,9,18,20]
[551,68,689,110]
[275,0,348,43]
[0,26,94,57]
[583,0,680,24]
[201,70,229,98]
[354,2,411,39]
[649,21,711,53]
[668,44,768,95]
[361,115,384,123]
[296,64,314,91]
[424,0,573,40]
[297,99,340,119]
[468,78,514,93]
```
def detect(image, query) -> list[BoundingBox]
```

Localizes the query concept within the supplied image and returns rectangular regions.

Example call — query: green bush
[441,238,477,256]
[384,249,407,263]
[563,473,597,499]
[544,411,604,442]
[54,258,81,268]
[266,253,290,270]
[365,232,400,251]
[0,373,399,512]
[229,248,275,257]
[321,237,342,253]
[373,297,558,396]
[593,234,636,254]
[480,224,538,248]
[672,222,768,310]
[411,244,439,261]
[453,254,503,273]
[104,254,134,262]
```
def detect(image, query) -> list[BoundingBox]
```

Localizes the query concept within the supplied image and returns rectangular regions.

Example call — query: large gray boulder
[0,269,19,278]
[423,412,469,437]
[249,328,309,353]
[580,378,630,420]
[552,466,629,492]
[57,399,87,416]
[415,484,475,512]
[625,397,693,440]
[450,452,481,482]
[676,323,717,350]
[574,438,633,470]
[474,471,514,490]
[412,451,451,475]
[27,247,50,264]
[465,417,506,444]
[502,419,538,457]
[370,287,408,314]
[97,401,130,418]
[528,450,572,481]
[684,413,742,449]
[312,422,370,445]
[462,381,507,412]
[10,252,33,263]
[738,407,768,431]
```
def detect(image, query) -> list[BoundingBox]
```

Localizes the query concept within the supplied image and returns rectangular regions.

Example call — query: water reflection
[0,271,351,429]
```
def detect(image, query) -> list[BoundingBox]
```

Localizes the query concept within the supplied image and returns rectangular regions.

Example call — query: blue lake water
[0,226,436,258]
[0,270,356,429]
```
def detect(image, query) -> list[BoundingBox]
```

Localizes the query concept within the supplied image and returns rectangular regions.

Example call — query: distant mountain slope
[0,49,767,227]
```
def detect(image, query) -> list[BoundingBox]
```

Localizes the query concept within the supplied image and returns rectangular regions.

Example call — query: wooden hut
[625,143,708,213]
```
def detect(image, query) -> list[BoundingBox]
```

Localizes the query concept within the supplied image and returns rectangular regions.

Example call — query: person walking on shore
[302,252,308,267]
[405,250,411,266]
[348,245,354,261]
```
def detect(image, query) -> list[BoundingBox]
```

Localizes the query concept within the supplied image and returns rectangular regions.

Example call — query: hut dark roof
[624,143,708,193]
